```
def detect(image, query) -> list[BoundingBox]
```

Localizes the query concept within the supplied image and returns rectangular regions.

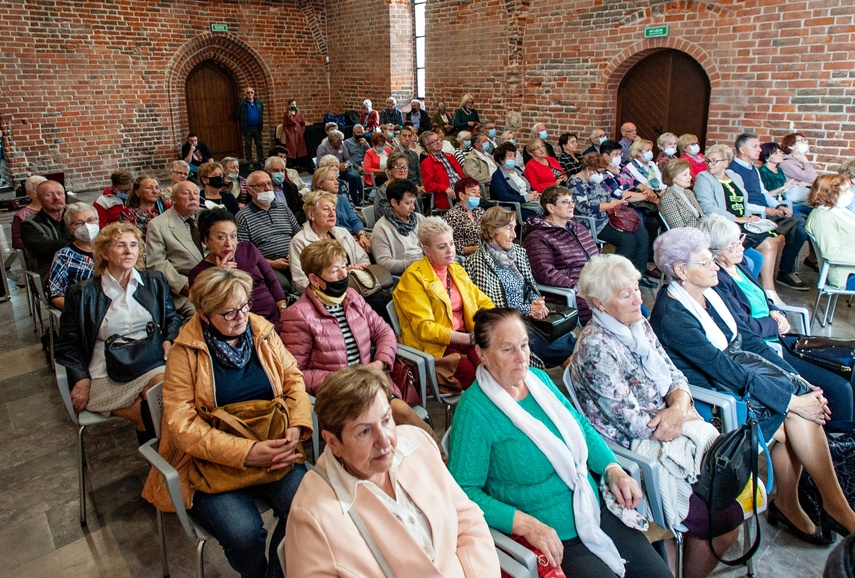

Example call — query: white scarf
[591,310,673,396]
[667,281,737,351]
[476,365,626,576]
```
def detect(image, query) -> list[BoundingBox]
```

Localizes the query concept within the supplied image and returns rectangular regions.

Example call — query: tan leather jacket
[141,313,313,511]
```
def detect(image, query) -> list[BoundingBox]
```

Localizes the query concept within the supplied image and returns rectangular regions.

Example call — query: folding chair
[808,234,855,328]
[360,204,377,230]
[24,270,60,367]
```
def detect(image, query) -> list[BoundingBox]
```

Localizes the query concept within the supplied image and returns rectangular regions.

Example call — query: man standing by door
[238,87,264,169]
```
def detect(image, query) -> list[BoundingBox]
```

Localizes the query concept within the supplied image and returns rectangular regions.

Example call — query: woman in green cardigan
[453,93,481,133]
[448,308,671,578]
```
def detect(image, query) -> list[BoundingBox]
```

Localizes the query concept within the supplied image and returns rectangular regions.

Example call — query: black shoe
[767,500,833,546]
[821,509,851,540]
[804,257,819,273]
[639,277,658,288]
[776,271,810,291]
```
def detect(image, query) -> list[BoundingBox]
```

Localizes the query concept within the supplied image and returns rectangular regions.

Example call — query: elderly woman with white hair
[359,99,380,134]
[568,253,740,578]
[47,202,99,309]
[393,216,494,391]
[454,130,473,166]
[656,132,679,169]
[650,227,855,545]
[160,160,190,203]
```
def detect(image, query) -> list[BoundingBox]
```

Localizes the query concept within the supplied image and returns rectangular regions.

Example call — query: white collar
[101,268,143,299]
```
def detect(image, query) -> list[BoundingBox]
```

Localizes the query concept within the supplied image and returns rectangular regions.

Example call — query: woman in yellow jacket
[141,267,313,578]
[394,216,494,390]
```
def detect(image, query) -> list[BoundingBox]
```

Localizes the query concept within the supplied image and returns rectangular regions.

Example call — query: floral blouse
[443,204,484,251]
[567,319,690,448]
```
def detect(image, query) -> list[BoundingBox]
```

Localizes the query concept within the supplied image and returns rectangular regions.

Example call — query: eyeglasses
[681,256,718,269]
[720,234,746,253]
[553,199,575,206]
[246,90,254,94]
[248,181,274,190]
[71,218,99,227]
[170,170,189,176]
[392,165,409,170]
[216,300,253,321]
[795,138,808,144]
[425,139,442,147]
[704,158,726,165]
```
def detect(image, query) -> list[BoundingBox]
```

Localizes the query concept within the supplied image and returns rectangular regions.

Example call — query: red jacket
[421,153,465,210]
[278,288,397,394]
[94,188,125,225]
[360,109,380,132]
[524,157,566,193]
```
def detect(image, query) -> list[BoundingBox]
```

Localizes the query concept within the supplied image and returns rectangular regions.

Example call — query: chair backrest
[55,361,80,427]
[146,381,164,439]
[807,234,830,289]
[361,205,376,229]
[386,300,401,336]
[441,427,451,456]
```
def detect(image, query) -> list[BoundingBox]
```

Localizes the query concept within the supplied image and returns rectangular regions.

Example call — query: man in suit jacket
[20,180,73,287]
[145,181,205,317]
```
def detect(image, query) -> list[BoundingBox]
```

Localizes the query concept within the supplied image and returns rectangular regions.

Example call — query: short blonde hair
[525,138,545,154]
[459,93,475,108]
[577,254,641,305]
[629,139,653,159]
[657,132,678,149]
[314,365,391,440]
[704,144,733,163]
[479,206,516,242]
[311,165,339,192]
[416,216,453,246]
[303,189,338,216]
[92,222,145,275]
[300,238,348,278]
[677,133,699,156]
[189,267,254,316]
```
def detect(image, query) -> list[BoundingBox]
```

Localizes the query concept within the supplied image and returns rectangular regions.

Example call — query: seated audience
[380,96,404,129]
[11,175,47,251]
[189,208,287,326]
[181,132,213,178]
[372,151,412,221]
[47,202,97,309]
[624,139,666,192]
[421,130,465,210]
[806,174,855,290]
[568,154,652,283]
[393,217,493,391]
[161,160,190,203]
[524,185,601,322]
[490,142,543,220]
[344,124,370,171]
[235,170,301,292]
[141,267,312,578]
[363,133,391,187]
[262,155,308,222]
[524,138,567,193]
[656,132,679,168]
[483,120,498,153]
[780,132,818,186]
[462,133,497,185]
[312,163,370,251]
[406,99,431,134]
[56,222,180,444]
[21,179,73,286]
[467,206,577,366]
[120,175,170,238]
[599,139,636,192]
[660,158,704,229]
[317,129,363,206]
[449,307,671,578]
[693,144,786,303]
[197,162,238,214]
[95,170,132,226]
[219,157,244,201]
[701,213,854,432]
[582,127,607,156]
[523,123,557,165]
[432,126,457,155]
[569,253,741,578]
[146,180,205,317]
[393,126,424,191]
[285,365,499,577]
[371,180,425,275]
[454,130,473,166]
[557,132,583,176]
[431,100,456,135]
[453,93,481,133]
[443,177,484,257]
[728,133,808,291]
[758,142,799,199]
[498,130,523,166]
[360,99,380,134]
[679,133,706,178]
[651,227,855,544]
[619,122,639,163]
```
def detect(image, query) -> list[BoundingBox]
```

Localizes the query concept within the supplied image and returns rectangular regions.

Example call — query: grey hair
[264,156,286,171]
[530,122,547,136]
[63,202,97,228]
[698,213,741,253]
[838,159,855,180]
[324,122,338,132]
[387,96,397,105]
[705,144,733,162]
[654,227,711,280]
[734,132,759,155]
[577,254,641,305]
[657,132,677,148]
[328,130,345,142]
[220,156,239,168]
[362,99,372,108]
[25,175,48,194]
[589,128,604,141]
[317,154,341,168]
[410,99,421,106]
[457,130,472,145]
[416,216,453,246]
[169,160,190,172]
[352,123,364,132]
[499,130,515,143]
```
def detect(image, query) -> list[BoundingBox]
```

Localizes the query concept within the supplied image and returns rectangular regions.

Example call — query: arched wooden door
[185,61,241,159]
[616,50,710,154]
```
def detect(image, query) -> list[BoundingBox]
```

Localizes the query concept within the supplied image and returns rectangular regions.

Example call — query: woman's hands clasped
[788,387,831,425]
[244,426,303,472]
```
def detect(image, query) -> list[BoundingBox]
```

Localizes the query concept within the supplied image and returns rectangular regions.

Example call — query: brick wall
[0,0,328,192]
[424,0,855,173]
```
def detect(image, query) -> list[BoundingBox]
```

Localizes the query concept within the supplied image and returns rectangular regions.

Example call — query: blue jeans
[529,328,576,367]
[191,463,308,578]
[778,214,808,274]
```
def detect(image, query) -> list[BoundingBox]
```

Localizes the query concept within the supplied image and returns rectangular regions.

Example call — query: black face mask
[320,276,349,298]
[207,175,225,188]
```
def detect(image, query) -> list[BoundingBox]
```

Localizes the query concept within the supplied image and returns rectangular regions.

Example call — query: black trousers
[243,126,263,164]
[597,223,649,274]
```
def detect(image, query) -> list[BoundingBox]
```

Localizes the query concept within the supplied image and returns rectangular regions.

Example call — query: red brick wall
[425,0,855,172]
[0,0,328,192]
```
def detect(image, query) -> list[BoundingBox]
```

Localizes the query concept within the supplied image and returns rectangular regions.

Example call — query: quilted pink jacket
[279,287,397,394]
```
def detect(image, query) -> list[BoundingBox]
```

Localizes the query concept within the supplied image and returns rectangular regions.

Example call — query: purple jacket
[278,287,397,394]
[523,215,600,324]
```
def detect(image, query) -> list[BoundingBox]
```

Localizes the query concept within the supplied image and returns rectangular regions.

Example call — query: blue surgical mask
[488,129,496,138]
[386,131,395,139]
[465,196,480,210]
[507,139,515,145]
[228,173,239,181]
[271,172,285,186]
[539,130,548,140]
[116,192,128,200]
[504,159,516,170]
[599,136,607,145]
[641,151,654,163]
[463,140,471,148]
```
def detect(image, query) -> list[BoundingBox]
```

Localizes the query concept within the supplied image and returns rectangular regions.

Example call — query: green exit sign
[211,24,228,32]
[644,26,668,38]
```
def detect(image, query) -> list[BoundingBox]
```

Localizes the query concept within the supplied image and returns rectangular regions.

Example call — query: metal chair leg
[743,519,755,578]
[196,539,207,578]
[830,294,840,324]
[674,531,684,578]
[157,509,170,577]
[78,425,87,525]
[811,291,823,328]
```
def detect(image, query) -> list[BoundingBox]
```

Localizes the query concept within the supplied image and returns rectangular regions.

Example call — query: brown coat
[141,313,313,511]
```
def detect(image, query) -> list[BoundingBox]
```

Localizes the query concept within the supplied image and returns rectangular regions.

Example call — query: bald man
[619,122,639,163]
[20,180,72,285]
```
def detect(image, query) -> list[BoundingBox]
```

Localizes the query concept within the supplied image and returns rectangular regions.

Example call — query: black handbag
[526,304,578,343]
[780,334,855,380]
[104,321,164,382]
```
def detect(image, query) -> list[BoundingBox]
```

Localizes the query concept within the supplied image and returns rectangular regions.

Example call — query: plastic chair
[360,204,376,230]
[492,200,525,241]
[24,270,60,367]
[535,284,577,309]
[574,214,603,248]
[55,361,120,526]
[807,234,855,328]
[387,301,461,428]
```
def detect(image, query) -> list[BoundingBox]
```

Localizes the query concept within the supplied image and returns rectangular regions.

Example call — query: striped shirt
[235,200,300,260]
[325,303,360,366]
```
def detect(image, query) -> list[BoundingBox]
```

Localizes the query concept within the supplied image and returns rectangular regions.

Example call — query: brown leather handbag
[190,397,305,494]
[607,205,641,233]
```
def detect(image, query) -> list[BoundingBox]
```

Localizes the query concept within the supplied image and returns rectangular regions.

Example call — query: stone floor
[0,194,851,577]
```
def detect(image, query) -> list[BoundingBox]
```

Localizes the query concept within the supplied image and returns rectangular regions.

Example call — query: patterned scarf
[387,210,418,237]
[201,320,254,369]
[632,160,662,190]
[485,242,523,282]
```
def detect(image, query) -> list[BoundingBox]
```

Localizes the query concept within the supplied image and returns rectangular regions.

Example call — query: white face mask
[598,136,607,145]
[256,191,275,205]
[795,142,810,154]
[664,147,677,157]
[74,223,100,243]
[610,155,621,168]
[589,173,604,185]
[641,151,654,163]
[837,189,854,209]
[688,144,701,155]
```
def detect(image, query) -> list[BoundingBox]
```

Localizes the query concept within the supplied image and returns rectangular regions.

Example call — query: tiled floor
[0,194,850,577]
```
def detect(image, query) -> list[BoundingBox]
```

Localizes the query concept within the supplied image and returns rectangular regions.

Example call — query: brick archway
[165,33,275,157]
